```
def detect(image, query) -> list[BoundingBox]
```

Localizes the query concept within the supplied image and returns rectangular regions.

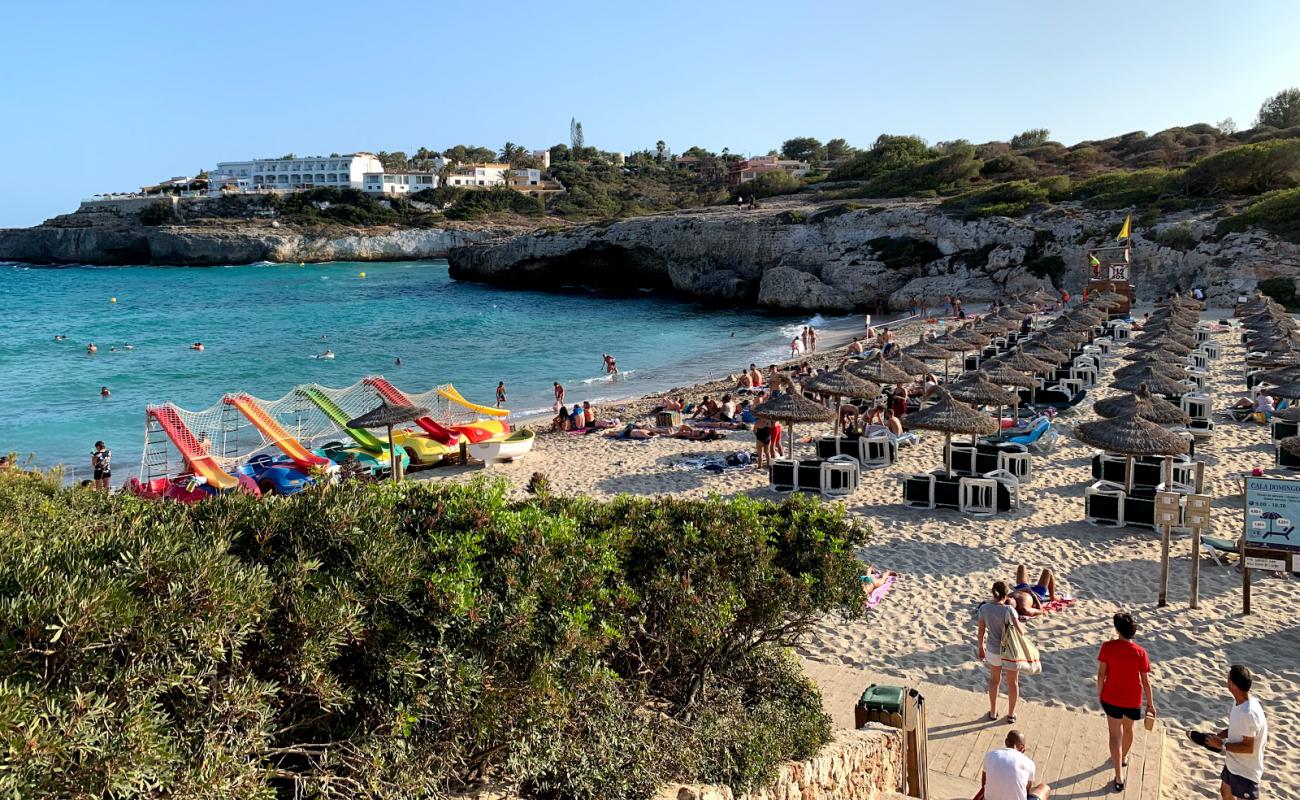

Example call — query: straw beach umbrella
[951,372,1021,437]
[1111,367,1191,398]
[903,387,998,477]
[1094,384,1191,425]
[995,350,1054,375]
[1114,360,1188,382]
[848,353,912,385]
[885,349,932,376]
[753,380,836,458]
[905,335,958,376]
[805,370,881,438]
[1073,401,1190,491]
[1260,381,1300,401]
[347,401,430,482]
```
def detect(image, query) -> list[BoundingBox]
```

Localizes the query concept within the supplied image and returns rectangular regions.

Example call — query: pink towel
[1041,597,1076,613]
[866,575,898,609]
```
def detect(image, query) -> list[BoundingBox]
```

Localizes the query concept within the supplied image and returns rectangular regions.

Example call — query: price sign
[1246,556,1287,571]
[1244,478,1300,552]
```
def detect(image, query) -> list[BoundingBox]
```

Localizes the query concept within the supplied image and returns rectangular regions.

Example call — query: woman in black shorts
[1096,612,1156,792]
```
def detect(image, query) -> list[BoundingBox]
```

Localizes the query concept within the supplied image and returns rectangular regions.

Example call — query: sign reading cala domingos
[1244,477,1300,552]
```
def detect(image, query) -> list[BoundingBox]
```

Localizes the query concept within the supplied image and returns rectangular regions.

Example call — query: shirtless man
[848,338,865,355]
[749,364,763,387]
[1009,564,1059,619]
[603,354,618,374]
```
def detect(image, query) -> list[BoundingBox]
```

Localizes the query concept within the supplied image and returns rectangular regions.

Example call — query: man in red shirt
[1097,612,1156,792]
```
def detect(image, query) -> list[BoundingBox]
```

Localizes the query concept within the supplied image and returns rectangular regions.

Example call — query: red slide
[147,405,241,491]
[363,377,461,447]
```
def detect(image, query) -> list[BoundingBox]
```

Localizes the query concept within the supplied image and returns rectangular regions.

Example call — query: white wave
[581,370,635,384]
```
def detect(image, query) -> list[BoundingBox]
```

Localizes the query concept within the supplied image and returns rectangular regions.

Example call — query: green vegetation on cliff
[0,471,866,799]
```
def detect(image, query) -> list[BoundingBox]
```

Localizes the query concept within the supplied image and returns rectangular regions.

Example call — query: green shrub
[1180,139,1300,197]
[1215,188,1300,243]
[1039,175,1072,200]
[734,170,802,199]
[0,474,866,799]
[1152,223,1200,251]
[273,187,401,226]
[1070,168,1182,208]
[1256,276,1300,310]
[940,180,1048,219]
[828,135,930,182]
[863,146,982,197]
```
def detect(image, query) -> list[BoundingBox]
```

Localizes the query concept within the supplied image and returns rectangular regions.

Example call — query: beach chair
[1085,481,1125,526]
[1272,420,1299,441]
[820,455,860,497]
[1275,445,1300,471]
[770,459,798,493]
[997,449,1032,481]
[1124,485,1162,528]
[1096,336,1115,354]
[948,444,978,477]
[1091,452,1129,483]
[932,473,963,510]
[959,477,997,517]
[1190,351,1210,371]
[1201,535,1240,567]
[1201,341,1221,360]
[1181,393,1215,440]
[862,431,899,469]
[902,473,935,508]
[983,468,1022,510]
[1113,322,1132,342]
[964,354,982,372]
[1195,324,1213,344]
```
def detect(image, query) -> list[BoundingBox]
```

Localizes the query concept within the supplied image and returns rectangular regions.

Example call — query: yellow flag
[1117,214,1131,240]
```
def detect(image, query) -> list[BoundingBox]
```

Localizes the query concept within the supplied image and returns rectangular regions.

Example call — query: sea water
[0,260,823,479]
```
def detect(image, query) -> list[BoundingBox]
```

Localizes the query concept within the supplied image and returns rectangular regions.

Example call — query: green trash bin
[855,683,905,728]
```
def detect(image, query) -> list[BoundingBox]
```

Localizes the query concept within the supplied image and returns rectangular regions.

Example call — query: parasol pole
[945,432,953,478]
[388,423,399,482]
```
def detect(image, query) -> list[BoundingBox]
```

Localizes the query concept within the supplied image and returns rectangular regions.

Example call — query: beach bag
[999,621,1042,674]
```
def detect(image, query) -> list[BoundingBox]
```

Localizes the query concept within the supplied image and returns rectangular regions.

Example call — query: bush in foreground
[0,472,867,799]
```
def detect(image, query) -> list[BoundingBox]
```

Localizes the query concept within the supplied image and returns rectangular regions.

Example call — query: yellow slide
[437,384,510,417]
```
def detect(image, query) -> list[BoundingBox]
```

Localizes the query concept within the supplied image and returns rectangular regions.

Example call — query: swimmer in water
[395,356,402,366]
[100,386,111,398]
[54,335,66,341]
[191,342,204,351]
[86,342,97,354]
[318,349,335,359]
[123,344,134,350]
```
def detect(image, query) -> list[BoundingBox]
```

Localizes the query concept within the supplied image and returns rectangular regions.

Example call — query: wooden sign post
[1183,494,1213,609]
[1155,490,1181,608]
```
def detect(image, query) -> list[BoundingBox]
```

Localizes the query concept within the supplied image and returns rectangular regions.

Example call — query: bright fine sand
[425,315,1300,800]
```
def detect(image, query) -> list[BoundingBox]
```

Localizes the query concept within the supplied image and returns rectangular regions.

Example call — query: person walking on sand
[495,381,507,408]
[1097,612,1155,792]
[982,730,1051,800]
[554,381,566,409]
[790,337,801,358]
[808,326,818,353]
[977,581,1025,722]
[90,440,112,492]
[1190,665,1268,800]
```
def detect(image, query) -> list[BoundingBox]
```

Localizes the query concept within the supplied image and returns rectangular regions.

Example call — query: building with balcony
[446,163,511,187]
[361,172,440,194]
[206,153,385,195]
[726,156,811,187]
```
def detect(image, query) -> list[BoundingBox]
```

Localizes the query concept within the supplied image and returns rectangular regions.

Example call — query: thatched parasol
[1121,342,1193,361]
[996,350,1054,374]
[1111,366,1190,397]
[951,325,990,348]
[951,372,1022,437]
[1278,436,1300,457]
[848,353,912,385]
[1273,406,1300,423]
[347,402,430,481]
[1073,400,1190,491]
[1094,384,1191,425]
[1252,365,1300,386]
[886,349,932,376]
[904,386,998,477]
[1114,360,1188,382]
[979,364,1038,389]
[1132,331,1197,350]
[805,369,881,438]
[753,380,836,458]
[1260,381,1300,400]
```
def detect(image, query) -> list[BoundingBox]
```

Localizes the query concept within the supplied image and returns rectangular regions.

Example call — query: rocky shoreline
[447,197,1300,310]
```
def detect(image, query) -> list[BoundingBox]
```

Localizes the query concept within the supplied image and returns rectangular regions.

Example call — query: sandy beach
[422,310,1299,799]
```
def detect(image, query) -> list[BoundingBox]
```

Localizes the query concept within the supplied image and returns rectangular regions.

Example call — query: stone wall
[445,726,903,800]
[652,726,903,800]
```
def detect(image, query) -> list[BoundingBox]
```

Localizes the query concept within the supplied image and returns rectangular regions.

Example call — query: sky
[2,0,1299,227]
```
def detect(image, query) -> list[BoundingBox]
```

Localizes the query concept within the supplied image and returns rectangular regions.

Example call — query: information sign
[1244,477,1300,552]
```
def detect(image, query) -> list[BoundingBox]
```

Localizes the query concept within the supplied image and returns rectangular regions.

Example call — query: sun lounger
[1272,420,1298,441]
[1201,535,1240,567]
[1276,445,1300,471]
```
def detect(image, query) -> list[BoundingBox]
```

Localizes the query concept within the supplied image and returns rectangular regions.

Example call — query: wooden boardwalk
[802,659,1164,800]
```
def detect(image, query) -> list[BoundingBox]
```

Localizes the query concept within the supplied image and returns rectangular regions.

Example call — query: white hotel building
[207,153,385,195]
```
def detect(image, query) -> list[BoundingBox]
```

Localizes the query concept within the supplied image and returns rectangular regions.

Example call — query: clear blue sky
[2,0,1298,227]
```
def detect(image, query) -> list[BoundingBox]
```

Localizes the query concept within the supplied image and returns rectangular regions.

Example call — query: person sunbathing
[673,425,725,441]
[737,372,754,390]
[692,396,721,420]
[1014,564,1058,602]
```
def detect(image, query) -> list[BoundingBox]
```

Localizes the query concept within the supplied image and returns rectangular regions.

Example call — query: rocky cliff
[0,201,521,265]
[448,198,1300,310]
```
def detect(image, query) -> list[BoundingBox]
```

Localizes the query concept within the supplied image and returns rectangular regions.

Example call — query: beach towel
[1040,597,1075,613]
[673,451,753,472]
[865,575,897,609]
[999,621,1042,674]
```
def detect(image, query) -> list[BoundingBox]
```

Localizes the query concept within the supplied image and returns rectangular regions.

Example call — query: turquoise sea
[0,260,824,481]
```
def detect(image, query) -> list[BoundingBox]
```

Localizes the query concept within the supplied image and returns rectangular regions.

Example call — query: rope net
[403,383,480,425]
